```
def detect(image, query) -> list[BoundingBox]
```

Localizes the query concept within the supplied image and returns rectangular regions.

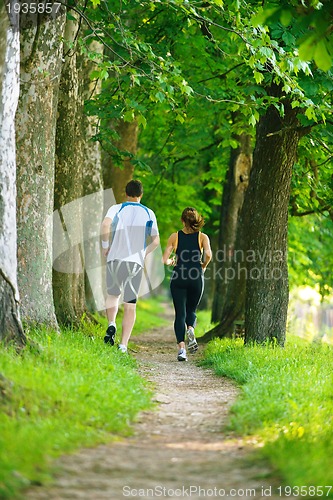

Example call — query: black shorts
[106,260,143,303]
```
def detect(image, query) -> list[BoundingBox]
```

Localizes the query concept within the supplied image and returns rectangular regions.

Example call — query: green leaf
[280,9,293,27]
[155,91,165,103]
[299,35,316,62]
[123,110,135,122]
[90,0,100,7]
[252,7,279,27]
[100,69,109,80]
[212,0,223,6]
[305,106,316,122]
[89,70,100,81]
[249,114,256,127]
[282,31,296,47]
[66,12,76,21]
[137,114,147,128]
[314,40,332,72]
[254,71,264,84]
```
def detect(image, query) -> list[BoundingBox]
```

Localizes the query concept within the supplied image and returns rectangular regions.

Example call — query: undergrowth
[0,297,165,499]
[202,336,333,495]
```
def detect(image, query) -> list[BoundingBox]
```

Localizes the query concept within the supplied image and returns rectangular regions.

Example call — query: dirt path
[26,316,286,500]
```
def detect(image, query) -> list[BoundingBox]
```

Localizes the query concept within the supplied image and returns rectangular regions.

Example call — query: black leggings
[170,269,204,343]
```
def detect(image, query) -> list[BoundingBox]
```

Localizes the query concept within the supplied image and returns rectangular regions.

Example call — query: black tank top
[175,231,202,271]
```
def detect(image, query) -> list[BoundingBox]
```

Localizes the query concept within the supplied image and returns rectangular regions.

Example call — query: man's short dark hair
[126,180,143,198]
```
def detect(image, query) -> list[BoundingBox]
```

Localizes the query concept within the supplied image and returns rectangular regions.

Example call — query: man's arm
[145,233,160,256]
[100,217,112,257]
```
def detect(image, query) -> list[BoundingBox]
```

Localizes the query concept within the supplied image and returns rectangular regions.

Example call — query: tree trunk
[211,134,252,323]
[15,7,66,327]
[243,100,301,345]
[0,2,25,345]
[53,18,86,326]
[102,120,138,202]
[79,41,105,312]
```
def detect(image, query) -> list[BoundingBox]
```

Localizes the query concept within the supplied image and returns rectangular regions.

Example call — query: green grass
[202,336,333,494]
[0,297,165,499]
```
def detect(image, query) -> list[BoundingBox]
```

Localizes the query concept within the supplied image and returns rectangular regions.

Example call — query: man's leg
[104,294,120,345]
[105,294,120,324]
[105,261,122,345]
[119,263,143,350]
[120,302,137,348]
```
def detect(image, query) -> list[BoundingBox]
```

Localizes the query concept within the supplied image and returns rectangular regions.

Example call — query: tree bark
[243,100,301,345]
[15,7,66,326]
[53,18,86,326]
[0,1,25,345]
[211,134,252,324]
[102,120,138,202]
[79,41,105,312]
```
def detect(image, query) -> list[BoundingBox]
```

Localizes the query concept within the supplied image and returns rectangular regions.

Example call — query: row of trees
[1,0,332,347]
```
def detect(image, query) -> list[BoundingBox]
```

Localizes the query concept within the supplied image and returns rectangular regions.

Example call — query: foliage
[252,0,333,71]
[288,214,333,299]
[0,297,166,499]
[79,0,333,293]
[202,337,333,492]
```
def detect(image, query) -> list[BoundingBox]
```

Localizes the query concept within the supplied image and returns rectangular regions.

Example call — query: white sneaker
[177,348,187,361]
[118,344,127,354]
[187,328,198,353]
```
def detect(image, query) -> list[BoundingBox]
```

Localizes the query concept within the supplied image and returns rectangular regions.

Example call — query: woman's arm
[162,233,177,265]
[201,233,212,271]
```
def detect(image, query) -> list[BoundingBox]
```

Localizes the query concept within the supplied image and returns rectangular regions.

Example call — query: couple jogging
[101,180,212,361]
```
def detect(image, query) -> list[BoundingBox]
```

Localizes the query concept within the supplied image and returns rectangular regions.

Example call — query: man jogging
[101,180,160,353]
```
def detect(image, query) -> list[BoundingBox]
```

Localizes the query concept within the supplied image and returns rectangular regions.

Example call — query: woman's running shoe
[177,348,187,361]
[187,328,198,353]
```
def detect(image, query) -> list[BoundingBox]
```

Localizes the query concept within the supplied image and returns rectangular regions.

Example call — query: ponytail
[181,207,205,232]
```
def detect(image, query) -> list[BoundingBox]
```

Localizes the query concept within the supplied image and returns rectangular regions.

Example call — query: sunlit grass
[0,297,165,499]
[202,336,333,493]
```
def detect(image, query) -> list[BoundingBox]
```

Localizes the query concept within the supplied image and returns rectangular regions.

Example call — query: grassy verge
[202,336,333,495]
[0,297,165,499]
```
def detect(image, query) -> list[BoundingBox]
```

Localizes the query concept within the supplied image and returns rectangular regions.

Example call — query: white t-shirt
[105,202,159,266]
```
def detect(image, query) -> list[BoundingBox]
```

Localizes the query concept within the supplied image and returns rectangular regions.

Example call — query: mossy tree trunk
[79,41,105,312]
[204,88,302,345]
[53,18,86,326]
[15,7,66,327]
[243,99,301,345]
[211,133,252,325]
[0,2,25,345]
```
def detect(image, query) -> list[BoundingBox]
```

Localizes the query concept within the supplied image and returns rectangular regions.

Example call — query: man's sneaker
[187,328,198,354]
[118,344,127,354]
[104,323,116,345]
[177,348,187,362]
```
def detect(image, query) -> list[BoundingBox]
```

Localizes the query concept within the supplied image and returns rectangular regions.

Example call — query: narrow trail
[26,311,286,500]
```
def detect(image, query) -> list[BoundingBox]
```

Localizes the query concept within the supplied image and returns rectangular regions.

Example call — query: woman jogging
[163,207,212,361]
